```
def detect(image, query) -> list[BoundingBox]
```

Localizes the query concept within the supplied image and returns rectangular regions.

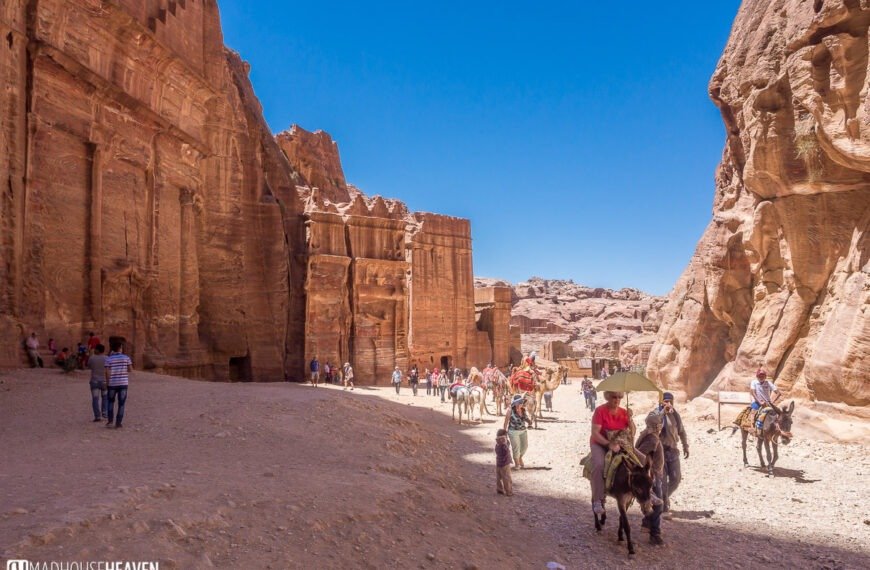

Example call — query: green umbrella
[595,371,662,407]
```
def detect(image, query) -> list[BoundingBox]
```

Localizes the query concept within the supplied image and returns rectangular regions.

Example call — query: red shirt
[87,336,101,350]
[592,404,630,432]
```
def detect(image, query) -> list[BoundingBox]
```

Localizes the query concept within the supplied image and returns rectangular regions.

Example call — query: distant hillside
[475,277,668,366]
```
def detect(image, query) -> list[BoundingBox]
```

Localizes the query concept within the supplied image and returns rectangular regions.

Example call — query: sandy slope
[1,369,867,569]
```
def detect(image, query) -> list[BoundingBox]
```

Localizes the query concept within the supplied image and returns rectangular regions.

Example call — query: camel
[531,364,566,420]
[484,367,509,416]
[508,358,566,421]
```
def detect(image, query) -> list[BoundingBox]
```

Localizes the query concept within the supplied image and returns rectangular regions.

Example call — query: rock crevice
[648,0,869,406]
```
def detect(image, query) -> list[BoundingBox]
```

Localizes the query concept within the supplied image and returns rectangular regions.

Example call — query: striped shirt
[105,352,132,387]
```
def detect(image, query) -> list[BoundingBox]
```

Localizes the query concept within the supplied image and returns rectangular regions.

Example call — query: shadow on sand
[750,465,821,484]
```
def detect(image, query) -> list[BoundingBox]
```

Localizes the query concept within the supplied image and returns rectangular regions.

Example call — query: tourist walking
[104,340,132,428]
[543,390,553,412]
[438,369,449,402]
[581,376,596,411]
[656,392,689,516]
[391,366,403,395]
[409,364,419,396]
[424,368,432,396]
[636,411,666,545]
[503,394,533,469]
[343,363,354,390]
[309,356,320,387]
[495,429,513,496]
[24,332,43,368]
[85,331,101,367]
[88,344,108,421]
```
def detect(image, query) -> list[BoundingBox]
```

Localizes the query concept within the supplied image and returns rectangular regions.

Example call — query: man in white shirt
[749,369,780,410]
[25,332,43,368]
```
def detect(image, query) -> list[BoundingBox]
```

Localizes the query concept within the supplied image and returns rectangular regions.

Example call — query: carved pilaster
[87,141,103,330]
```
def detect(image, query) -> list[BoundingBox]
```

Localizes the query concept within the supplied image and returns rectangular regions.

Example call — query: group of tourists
[308,357,355,390]
[22,331,133,429]
[24,331,104,372]
[392,365,469,401]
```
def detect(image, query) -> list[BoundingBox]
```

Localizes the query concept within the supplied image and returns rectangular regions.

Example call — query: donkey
[450,387,471,425]
[739,400,795,476]
[466,385,490,421]
[593,456,654,556]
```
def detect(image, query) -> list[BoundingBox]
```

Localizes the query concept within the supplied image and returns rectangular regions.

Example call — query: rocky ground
[1,369,867,569]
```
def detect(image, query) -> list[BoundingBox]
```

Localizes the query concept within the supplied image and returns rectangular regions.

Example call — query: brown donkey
[593,456,654,556]
[738,401,795,476]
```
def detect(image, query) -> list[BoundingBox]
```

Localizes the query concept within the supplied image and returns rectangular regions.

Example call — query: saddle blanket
[511,369,535,392]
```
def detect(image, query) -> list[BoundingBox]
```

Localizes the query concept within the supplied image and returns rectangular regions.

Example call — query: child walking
[495,429,513,496]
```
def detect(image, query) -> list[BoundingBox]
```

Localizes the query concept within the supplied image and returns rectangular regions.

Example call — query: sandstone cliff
[647,0,869,406]
[476,277,667,366]
[0,0,502,384]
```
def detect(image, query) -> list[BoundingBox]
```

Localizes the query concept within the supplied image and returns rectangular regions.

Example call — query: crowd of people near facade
[308,356,490,403]
[23,331,133,429]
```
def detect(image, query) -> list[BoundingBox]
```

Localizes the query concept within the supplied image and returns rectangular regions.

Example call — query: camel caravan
[448,353,566,426]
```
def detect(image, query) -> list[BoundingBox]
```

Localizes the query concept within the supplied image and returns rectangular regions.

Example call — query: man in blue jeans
[104,340,132,429]
[87,343,108,421]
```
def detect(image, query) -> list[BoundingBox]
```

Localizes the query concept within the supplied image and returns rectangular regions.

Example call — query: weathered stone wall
[296,192,489,384]
[1,0,505,384]
[0,0,306,380]
[408,213,476,372]
[647,0,869,405]
[473,286,512,367]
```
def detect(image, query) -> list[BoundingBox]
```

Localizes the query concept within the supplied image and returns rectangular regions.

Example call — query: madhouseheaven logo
[6,562,158,570]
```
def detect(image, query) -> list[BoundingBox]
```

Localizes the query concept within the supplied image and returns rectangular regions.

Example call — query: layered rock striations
[476,278,667,366]
[647,0,869,405]
[0,0,501,384]
[0,0,307,380]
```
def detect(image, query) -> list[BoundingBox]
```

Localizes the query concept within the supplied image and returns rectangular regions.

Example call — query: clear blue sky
[219,1,743,296]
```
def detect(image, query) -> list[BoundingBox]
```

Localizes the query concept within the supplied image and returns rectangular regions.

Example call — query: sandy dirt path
[1,369,868,569]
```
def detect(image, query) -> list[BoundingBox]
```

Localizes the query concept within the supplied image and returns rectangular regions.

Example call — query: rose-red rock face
[276,127,350,205]
[0,0,307,380]
[647,0,869,406]
[0,0,503,384]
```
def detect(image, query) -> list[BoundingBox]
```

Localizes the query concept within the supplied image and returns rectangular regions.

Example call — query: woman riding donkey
[588,391,642,516]
[584,390,655,555]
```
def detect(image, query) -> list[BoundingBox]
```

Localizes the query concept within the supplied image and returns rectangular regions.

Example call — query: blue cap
[662,392,674,401]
